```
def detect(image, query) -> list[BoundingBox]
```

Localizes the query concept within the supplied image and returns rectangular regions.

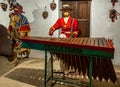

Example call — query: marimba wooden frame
[21,39,114,87]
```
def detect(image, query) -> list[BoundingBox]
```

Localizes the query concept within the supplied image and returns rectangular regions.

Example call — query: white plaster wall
[0,0,120,64]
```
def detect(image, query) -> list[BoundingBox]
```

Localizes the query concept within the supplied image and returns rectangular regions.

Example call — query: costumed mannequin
[8,4,31,63]
[8,0,30,63]
[49,4,79,74]
[49,4,79,38]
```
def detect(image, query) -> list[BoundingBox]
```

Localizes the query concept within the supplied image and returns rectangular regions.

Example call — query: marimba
[21,36,117,87]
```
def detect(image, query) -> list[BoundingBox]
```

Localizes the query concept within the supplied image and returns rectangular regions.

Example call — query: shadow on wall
[0,24,12,56]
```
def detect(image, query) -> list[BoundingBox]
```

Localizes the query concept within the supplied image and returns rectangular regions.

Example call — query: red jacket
[52,17,79,38]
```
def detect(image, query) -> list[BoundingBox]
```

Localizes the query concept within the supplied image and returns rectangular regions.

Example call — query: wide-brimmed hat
[60,4,73,11]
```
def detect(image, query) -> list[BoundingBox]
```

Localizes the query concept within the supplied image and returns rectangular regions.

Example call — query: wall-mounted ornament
[109,0,120,22]
[111,0,118,6]
[109,9,117,22]
[0,3,7,11]
[50,0,56,11]
[109,9,120,22]
[42,6,48,19]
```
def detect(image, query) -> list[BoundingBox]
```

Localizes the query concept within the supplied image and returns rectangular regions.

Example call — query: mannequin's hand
[73,31,78,38]
[49,27,54,36]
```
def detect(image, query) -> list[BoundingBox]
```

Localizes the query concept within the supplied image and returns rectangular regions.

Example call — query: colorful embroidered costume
[8,13,31,49]
[51,17,79,38]
[15,14,30,33]
[7,0,31,63]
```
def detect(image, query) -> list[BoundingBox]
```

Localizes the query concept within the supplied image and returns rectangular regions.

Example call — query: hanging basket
[111,0,118,6]
[42,11,48,19]
[42,6,48,19]
[0,3,7,11]
[50,0,56,11]
[109,9,117,22]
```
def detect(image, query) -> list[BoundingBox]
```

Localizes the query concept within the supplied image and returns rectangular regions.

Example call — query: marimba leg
[105,59,117,83]
[89,56,93,87]
[92,57,98,79]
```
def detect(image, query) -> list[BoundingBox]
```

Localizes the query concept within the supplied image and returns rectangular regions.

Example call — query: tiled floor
[0,56,120,87]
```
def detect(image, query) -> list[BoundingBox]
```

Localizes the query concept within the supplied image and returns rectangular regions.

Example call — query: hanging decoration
[109,9,117,22]
[42,6,48,19]
[0,2,7,11]
[110,0,120,22]
[111,0,118,6]
[50,0,56,11]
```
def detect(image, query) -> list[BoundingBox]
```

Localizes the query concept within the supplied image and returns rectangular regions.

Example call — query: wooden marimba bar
[21,36,117,87]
